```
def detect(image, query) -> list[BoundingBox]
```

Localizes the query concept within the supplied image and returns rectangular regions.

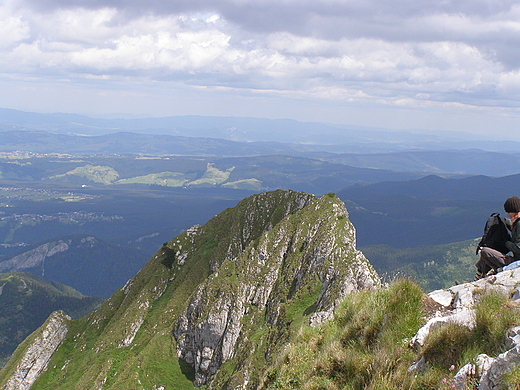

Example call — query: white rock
[479,346,520,389]
[450,284,476,311]
[507,326,520,349]
[410,309,475,348]
[428,289,453,307]
[3,311,70,390]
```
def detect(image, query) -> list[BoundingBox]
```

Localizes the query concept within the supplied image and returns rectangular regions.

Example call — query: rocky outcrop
[410,267,520,389]
[0,241,70,275]
[174,193,379,388]
[477,328,520,390]
[0,190,380,389]
[2,311,70,390]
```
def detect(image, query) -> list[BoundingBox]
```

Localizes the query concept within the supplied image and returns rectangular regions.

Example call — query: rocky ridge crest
[2,311,70,390]
[0,190,379,389]
[174,192,379,387]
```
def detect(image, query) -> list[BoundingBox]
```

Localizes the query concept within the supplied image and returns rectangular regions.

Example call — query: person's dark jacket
[506,218,520,261]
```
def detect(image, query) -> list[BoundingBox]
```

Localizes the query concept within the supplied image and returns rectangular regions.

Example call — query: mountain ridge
[2,107,520,153]
[0,234,149,298]
[0,189,379,389]
[0,272,103,368]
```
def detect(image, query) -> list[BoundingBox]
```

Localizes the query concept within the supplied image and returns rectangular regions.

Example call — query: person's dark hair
[504,196,520,213]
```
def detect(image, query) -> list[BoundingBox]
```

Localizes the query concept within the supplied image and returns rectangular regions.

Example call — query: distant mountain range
[0,235,150,298]
[0,130,519,179]
[313,149,520,177]
[0,153,424,194]
[342,173,520,202]
[338,174,520,247]
[2,107,520,153]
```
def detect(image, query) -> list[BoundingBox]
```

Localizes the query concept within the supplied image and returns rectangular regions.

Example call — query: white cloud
[2,0,520,138]
[0,4,30,50]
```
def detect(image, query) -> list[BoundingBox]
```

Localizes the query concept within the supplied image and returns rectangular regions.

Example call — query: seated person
[475,196,520,279]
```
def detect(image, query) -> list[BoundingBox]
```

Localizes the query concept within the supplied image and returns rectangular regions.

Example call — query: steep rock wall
[174,193,379,388]
[1,311,70,390]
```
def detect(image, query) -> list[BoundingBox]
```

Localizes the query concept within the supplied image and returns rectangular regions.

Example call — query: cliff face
[174,192,378,387]
[2,311,70,390]
[0,190,379,389]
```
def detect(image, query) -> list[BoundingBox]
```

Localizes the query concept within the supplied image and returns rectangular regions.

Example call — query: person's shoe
[474,271,485,281]
[485,269,497,277]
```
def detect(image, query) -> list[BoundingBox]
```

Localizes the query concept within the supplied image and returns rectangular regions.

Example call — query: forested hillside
[0,272,103,367]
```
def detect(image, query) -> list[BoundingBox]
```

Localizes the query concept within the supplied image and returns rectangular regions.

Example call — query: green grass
[187,164,234,186]
[261,279,520,390]
[116,171,191,187]
[49,164,119,184]
[502,366,520,389]
[222,178,264,190]
[261,279,421,389]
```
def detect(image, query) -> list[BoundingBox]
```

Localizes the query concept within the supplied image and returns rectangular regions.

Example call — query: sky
[2,0,520,140]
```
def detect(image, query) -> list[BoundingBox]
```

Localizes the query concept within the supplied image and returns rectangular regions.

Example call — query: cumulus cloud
[2,0,520,126]
[0,4,30,50]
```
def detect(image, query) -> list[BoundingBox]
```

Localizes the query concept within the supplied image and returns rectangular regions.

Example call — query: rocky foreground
[411,266,520,389]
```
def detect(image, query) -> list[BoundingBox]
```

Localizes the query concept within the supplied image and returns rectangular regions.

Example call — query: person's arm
[506,240,520,255]
[506,219,520,255]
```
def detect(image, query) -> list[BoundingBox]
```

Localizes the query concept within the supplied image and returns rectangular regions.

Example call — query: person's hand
[512,212,520,225]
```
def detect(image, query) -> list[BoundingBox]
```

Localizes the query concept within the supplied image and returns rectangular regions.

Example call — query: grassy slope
[16,190,316,389]
[260,278,520,390]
